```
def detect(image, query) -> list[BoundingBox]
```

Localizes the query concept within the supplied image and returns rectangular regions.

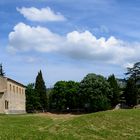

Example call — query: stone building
[0,76,26,114]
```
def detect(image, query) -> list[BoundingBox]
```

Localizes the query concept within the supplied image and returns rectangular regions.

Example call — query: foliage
[125,62,140,106]
[79,73,112,112]
[124,78,138,106]
[35,70,47,111]
[25,83,41,112]
[108,74,120,107]
[49,81,80,111]
[126,62,140,82]
[0,63,5,76]
[46,88,53,110]
[25,62,140,112]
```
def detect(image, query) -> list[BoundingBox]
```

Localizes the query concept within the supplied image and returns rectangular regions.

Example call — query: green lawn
[0,109,140,140]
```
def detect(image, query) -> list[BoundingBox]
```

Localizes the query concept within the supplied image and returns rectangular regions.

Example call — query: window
[22,89,24,94]
[9,84,12,91]
[16,87,18,93]
[5,100,9,109]
[19,88,21,94]
[13,86,15,93]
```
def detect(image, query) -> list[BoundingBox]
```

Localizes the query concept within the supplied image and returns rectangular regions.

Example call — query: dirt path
[36,112,82,120]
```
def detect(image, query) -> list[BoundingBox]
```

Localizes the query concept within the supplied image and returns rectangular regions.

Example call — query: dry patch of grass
[35,112,82,120]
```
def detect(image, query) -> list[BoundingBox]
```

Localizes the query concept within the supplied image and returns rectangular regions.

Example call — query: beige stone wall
[7,81,26,114]
[0,76,7,92]
[0,76,7,113]
[0,93,5,113]
[0,76,26,114]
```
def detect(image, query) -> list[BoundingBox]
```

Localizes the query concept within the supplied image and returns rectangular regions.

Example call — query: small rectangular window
[5,100,9,109]
[22,89,24,94]
[10,84,11,91]
[16,87,18,93]
[19,88,21,94]
[13,86,15,93]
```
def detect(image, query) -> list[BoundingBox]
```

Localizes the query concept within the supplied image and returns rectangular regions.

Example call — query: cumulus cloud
[17,7,66,22]
[8,23,140,65]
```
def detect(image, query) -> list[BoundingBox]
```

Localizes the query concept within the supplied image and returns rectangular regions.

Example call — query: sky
[1,0,140,87]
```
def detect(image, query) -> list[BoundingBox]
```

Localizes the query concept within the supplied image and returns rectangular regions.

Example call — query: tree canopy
[124,62,140,106]
[49,81,80,111]
[108,74,120,107]
[126,62,140,82]
[25,83,40,112]
[25,62,140,113]
[124,78,138,106]
[79,73,112,112]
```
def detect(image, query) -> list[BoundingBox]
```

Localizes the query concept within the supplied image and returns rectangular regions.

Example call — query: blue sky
[1,0,140,87]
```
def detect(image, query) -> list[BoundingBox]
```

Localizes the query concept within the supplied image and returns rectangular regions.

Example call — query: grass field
[0,109,140,140]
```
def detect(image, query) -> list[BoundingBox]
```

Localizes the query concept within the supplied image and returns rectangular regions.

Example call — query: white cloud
[17,7,66,22]
[8,23,140,65]
[123,62,134,68]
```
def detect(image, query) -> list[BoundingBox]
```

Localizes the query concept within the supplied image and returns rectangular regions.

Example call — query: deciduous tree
[49,81,80,111]
[79,73,112,112]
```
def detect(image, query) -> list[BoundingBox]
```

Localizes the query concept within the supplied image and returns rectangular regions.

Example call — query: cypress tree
[108,74,120,107]
[35,70,47,112]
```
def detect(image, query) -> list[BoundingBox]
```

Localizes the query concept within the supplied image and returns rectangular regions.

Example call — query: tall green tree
[35,70,47,111]
[79,73,112,112]
[108,74,120,107]
[50,81,67,111]
[25,83,41,112]
[65,81,80,109]
[125,62,140,106]
[124,78,138,106]
[0,63,5,76]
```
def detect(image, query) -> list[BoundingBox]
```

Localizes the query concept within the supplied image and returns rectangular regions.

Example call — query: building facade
[0,76,26,114]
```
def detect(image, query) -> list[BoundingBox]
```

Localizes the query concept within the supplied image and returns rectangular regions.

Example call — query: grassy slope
[0,109,140,140]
